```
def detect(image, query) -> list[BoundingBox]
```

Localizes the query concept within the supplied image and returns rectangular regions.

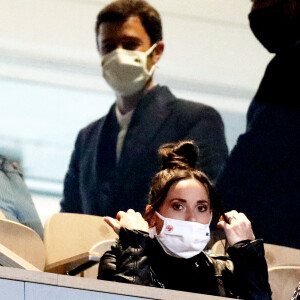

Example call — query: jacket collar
[121,85,175,148]
[96,85,177,175]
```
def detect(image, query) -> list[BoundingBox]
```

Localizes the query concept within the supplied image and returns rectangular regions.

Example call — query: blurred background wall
[0,0,273,224]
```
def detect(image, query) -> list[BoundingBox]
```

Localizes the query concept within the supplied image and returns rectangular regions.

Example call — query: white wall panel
[0,0,272,93]
[0,279,24,300]
[25,283,141,300]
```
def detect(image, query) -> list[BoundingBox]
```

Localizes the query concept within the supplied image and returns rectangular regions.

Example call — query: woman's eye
[198,205,207,212]
[172,203,183,211]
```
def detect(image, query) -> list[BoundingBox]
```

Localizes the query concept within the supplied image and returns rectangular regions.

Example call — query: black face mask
[248,2,300,53]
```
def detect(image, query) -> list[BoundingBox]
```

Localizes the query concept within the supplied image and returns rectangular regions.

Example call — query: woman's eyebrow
[169,198,187,203]
[197,200,209,204]
[169,199,209,203]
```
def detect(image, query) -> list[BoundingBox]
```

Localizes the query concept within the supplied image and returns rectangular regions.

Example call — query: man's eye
[123,42,139,50]
[102,44,115,54]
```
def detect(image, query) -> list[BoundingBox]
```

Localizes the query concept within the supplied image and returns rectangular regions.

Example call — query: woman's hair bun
[159,140,199,170]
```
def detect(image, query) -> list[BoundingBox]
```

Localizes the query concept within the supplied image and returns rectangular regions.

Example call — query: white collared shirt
[115,105,134,162]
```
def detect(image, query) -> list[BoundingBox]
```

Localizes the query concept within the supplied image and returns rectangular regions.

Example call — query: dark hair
[145,140,222,222]
[0,155,7,172]
[0,155,19,178]
[287,0,300,19]
[95,0,163,46]
[251,0,300,18]
[0,155,11,178]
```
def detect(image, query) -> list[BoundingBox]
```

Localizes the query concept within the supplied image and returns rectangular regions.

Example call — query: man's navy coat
[61,86,228,217]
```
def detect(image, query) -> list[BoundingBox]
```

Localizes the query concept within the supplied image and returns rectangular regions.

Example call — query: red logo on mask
[166,225,173,232]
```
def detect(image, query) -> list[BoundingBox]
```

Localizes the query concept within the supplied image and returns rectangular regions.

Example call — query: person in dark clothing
[98,141,271,299]
[61,0,228,218]
[215,0,300,249]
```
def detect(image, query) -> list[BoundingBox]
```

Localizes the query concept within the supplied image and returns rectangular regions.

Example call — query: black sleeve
[98,228,160,287]
[97,246,117,281]
[60,132,83,213]
[227,239,272,300]
[215,102,299,211]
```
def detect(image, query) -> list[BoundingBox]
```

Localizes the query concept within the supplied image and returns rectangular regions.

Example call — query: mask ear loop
[145,43,158,75]
[148,211,164,239]
[145,43,158,55]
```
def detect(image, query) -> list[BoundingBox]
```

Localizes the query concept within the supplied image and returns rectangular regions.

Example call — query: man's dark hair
[95,0,162,46]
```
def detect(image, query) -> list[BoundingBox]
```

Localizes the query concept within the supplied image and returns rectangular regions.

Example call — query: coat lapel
[95,104,119,180]
[118,86,176,171]
[125,86,175,146]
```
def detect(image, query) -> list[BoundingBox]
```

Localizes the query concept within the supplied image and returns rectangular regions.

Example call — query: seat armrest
[45,251,100,275]
[0,243,41,271]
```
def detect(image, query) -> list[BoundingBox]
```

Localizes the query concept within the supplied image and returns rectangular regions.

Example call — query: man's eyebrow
[101,36,141,43]
[120,36,142,42]
[101,37,115,44]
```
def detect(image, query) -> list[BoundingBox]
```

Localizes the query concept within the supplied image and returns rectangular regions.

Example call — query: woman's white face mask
[101,44,157,96]
[149,211,211,259]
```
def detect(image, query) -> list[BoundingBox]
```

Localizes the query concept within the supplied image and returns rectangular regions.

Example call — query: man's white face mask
[149,211,211,259]
[101,43,157,97]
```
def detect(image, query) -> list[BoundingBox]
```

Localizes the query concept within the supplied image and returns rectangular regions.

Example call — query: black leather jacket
[98,228,271,299]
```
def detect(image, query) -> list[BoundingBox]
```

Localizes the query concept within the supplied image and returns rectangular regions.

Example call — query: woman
[98,141,271,299]
[0,155,43,238]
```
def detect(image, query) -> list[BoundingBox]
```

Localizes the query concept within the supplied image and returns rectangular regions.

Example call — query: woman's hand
[217,210,255,246]
[104,209,149,235]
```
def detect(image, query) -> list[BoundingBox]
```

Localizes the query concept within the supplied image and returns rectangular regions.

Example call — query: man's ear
[152,41,164,64]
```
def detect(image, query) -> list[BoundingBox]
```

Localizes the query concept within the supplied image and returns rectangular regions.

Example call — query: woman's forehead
[166,178,209,200]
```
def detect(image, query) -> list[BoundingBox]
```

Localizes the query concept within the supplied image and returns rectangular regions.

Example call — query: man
[61,0,228,218]
[216,0,300,249]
